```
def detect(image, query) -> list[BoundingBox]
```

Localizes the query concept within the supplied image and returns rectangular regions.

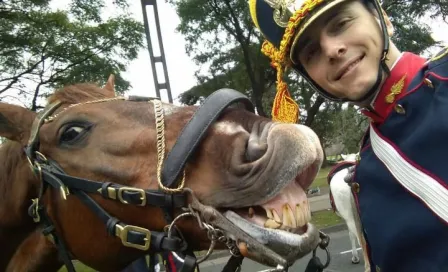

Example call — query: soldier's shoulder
[426,46,448,69]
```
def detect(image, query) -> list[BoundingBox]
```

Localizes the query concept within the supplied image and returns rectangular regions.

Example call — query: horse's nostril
[245,138,267,162]
[244,121,271,162]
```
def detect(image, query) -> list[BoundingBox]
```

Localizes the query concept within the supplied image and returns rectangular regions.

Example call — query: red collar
[361,52,427,123]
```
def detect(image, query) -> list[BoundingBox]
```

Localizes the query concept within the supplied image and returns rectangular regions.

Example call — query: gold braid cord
[152,100,186,193]
[261,0,326,124]
[45,97,125,123]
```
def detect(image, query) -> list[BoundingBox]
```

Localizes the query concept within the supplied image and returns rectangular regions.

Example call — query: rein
[23,88,330,272]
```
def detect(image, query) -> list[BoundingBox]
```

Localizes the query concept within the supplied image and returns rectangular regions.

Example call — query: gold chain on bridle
[151,99,186,193]
[45,97,185,193]
[45,97,125,123]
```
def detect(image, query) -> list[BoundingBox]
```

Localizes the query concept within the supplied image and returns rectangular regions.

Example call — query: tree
[171,0,443,129]
[168,0,273,116]
[0,0,145,110]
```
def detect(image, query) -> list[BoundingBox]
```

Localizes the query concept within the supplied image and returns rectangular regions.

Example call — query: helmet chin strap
[349,0,391,106]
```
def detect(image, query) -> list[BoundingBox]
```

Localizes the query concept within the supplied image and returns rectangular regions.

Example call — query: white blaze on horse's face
[213,121,247,135]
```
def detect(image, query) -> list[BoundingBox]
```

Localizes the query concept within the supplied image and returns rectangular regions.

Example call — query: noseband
[24,88,330,272]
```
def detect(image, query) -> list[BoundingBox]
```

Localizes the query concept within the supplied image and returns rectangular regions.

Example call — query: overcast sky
[121,1,448,105]
[4,0,447,108]
[119,0,199,105]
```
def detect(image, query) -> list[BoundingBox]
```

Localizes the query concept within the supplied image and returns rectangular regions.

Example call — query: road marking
[340,247,361,255]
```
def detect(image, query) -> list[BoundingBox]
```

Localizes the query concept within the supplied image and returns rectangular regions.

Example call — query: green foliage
[178,44,273,106]
[332,106,369,153]
[382,0,443,55]
[169,0,274,116]
[0,0,145,110]
[171,0,445,151]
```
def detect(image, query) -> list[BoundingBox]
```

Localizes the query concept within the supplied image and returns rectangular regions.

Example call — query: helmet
[249,0,391,123]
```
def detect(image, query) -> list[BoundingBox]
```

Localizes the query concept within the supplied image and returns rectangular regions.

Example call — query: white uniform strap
[369,124,448,224]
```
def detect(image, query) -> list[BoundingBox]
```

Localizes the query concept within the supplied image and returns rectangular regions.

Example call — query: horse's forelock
[47,83,113,105]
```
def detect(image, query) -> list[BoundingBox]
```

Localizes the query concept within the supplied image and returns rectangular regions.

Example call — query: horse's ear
[0,102,36,145]
[104,74,116,96]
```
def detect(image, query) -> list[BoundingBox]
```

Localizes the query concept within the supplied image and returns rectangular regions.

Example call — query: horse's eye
[60,124,90,145]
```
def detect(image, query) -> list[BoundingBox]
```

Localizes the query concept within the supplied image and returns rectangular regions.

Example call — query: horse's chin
[221,163,321,267]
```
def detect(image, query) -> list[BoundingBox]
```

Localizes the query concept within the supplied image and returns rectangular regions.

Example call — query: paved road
[198,229,365,272]
[309,193,331,212]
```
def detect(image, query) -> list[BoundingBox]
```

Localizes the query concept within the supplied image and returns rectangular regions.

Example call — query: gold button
[352,182,360,193]
[394,104,406,115]
[424,78,434,88]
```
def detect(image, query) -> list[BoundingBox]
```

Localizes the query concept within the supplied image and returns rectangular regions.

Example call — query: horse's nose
[245,121,271,162]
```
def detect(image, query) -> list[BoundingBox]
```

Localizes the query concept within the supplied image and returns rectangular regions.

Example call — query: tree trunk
[253,89,267,117]
[321,146,329,168]
[304,96,325,126]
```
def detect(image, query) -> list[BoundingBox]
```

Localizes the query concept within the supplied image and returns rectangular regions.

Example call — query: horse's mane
[0,82,112,194]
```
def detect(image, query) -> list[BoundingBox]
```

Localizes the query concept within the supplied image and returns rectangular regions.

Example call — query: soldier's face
[296,1,391,101]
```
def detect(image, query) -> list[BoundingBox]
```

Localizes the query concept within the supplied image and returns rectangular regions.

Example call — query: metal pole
[140,0,173,103]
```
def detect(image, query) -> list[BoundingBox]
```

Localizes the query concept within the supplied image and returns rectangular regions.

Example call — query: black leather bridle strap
[71,188,187,252]
[161,88,254,188]
[222,255,244,272]
[39,207,76,272]
[26,101,62,160]
[39,165,187,208]
[180,253,198,272]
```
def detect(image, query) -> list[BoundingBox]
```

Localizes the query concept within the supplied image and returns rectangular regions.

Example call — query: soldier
[249,0,448,271]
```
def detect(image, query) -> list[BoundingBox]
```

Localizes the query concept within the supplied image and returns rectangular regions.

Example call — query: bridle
[24,88,330,272]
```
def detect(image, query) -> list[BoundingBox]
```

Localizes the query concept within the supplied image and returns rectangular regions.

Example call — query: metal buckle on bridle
[115,224,151,251]
[26,151,70,200]
[29,198,41,223]
[117,187,147,206]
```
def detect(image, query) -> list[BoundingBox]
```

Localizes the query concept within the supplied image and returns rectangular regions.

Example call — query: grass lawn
[310,209,343,229]
[58,262,95,272]
[311,166,332,189]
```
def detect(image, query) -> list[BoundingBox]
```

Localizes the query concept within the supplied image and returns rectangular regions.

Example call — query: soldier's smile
[335,54,365,81]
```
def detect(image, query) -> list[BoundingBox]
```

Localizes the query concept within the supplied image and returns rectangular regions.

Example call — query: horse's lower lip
[223,210,320,266]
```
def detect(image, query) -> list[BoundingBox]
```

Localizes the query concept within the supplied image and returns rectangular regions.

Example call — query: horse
[0,75,327,272]
[327,153,370,272]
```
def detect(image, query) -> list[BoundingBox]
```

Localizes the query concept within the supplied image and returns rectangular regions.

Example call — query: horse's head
[0,75,325,271]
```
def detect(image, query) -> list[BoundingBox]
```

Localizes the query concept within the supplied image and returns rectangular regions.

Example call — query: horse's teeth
[266,208,273,219]
[282,204,297,228]
[272,209,282,223]
[264,218,282,229]
[304,200,311,221]
[248,207,254,218]
[295,204,307,227]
